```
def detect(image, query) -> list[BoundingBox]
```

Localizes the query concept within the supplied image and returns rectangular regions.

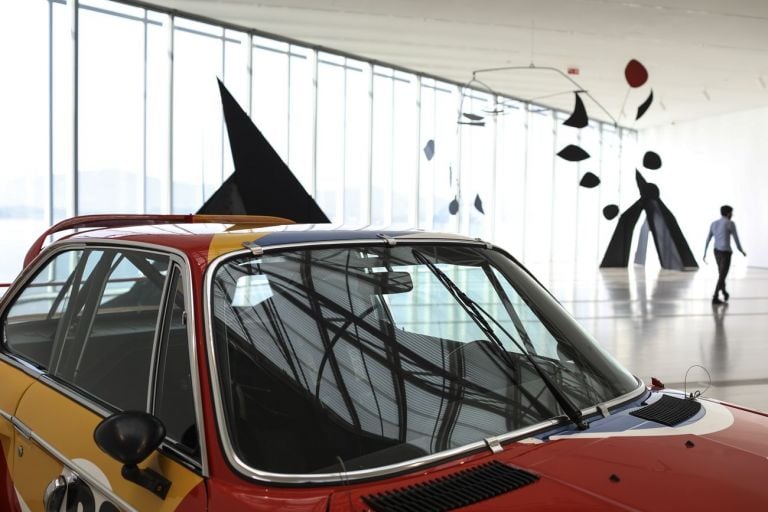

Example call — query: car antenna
[684,364,711,400]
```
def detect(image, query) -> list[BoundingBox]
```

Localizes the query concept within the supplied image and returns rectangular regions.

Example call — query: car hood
[333,395,768,511]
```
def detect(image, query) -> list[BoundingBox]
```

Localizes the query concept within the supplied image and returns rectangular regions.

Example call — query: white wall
[639,106,768,268]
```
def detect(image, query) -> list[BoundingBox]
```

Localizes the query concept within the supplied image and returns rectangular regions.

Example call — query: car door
[1,245,206,512]
[0,351,36,511]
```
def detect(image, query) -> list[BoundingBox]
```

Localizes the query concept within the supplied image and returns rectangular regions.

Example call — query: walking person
[704,205,746,304]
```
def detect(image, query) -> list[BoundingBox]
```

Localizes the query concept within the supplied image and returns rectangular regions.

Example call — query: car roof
[49,221,479,268]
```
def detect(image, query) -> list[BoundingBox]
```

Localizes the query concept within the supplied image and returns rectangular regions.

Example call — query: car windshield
[210,244,638,475]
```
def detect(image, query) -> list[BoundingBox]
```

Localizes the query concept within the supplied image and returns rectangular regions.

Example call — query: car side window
[153,268,199,459]
[4,250,93,369]
[60,249,169,411]
[4,247,171,412]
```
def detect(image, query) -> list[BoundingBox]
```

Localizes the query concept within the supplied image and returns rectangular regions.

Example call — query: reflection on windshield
[211,245,637,475]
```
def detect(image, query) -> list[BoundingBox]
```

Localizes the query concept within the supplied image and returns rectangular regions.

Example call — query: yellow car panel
[207,230,272,262]
[0,363,35,472]
[13,382,203,512]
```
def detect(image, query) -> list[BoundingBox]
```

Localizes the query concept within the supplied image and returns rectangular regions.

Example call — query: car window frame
[150,263,204,470]
[7,246,172,412]
[203,239,646,485]
[56,248,172,410]
[0,240,209,477]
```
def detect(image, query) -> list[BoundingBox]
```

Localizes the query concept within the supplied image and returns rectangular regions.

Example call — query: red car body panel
[173,481,209,512]
[207,479,330,511]
[1,453,21,512]
[189,399,768,511]
[319,408,768,511]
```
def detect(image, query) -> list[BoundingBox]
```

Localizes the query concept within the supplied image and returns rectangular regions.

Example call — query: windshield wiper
[412,249,589,431]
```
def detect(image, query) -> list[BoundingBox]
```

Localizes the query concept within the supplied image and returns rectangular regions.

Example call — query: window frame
[0,239,208,476]
[150,263,203,469]
[203,238,646,485]
[55,248,172,410]
[5,246,172,411]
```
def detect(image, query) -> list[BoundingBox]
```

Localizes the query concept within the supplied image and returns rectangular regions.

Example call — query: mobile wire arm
[467,65,619,126]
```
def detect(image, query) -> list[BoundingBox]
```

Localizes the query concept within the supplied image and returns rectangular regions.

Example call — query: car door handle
[43,475,67,512]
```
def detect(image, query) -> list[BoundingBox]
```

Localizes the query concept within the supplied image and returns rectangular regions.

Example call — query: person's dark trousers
[714,249,732,298]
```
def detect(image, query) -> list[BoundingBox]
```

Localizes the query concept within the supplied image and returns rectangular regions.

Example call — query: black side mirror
[94,411,171,499]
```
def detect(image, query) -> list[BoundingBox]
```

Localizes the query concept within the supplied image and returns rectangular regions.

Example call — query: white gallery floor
[534,260,768,412]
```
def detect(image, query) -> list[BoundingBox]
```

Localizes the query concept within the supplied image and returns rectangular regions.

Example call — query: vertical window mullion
[490,95,499,243]
[550,110,557,266]
[142,9,149,214]
[167,15,174,214]
[311,50,319,199]
[455,86,463,235]
[366,63,374,226]
[388,74,395,227]
[71,0,79,217]
[521,104,530,262]
[246,34,253,116]
[286,44,292,167]
[413,76,422,227]
[341,58,348,223]
[220,30,226,185]
[48,0,54,227]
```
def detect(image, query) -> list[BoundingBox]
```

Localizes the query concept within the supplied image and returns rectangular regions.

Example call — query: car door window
[4,247,171,412]
[4,249,94,369]
[60,249,170,411]
[153,268,200,460]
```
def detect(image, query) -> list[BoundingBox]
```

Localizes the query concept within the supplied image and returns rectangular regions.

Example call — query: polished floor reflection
[534,261,768,412]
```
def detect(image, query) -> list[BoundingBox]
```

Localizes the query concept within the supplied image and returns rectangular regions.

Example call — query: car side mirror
[94,411,171,499]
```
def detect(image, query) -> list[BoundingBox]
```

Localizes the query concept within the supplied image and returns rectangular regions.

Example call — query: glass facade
[0,0,637,282]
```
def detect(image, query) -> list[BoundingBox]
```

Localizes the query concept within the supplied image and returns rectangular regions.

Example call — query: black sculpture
[579,172,600,188]
[553,58,696,270]
[557,144,590,162]
[600,171,698,270]
[563,92,588,128]
[423,139,435,161]
[198,79,330,223]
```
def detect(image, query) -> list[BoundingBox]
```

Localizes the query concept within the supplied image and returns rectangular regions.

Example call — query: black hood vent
[362,460,539,512]
[630,394,702,426]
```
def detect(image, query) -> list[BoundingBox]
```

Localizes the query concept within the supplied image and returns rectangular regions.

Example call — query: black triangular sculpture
[474,194,485,214]
[563,92,588,128]
[600,171,698,270]
[197,79,330,223]
[636,90,654,121]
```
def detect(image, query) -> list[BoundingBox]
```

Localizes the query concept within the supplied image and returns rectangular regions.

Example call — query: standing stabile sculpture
[600,171,698,270]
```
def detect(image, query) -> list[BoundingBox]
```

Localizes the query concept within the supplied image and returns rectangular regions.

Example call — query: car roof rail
[24,214,294,268]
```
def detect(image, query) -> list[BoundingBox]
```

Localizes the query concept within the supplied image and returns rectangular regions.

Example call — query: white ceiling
[143,0,768,128]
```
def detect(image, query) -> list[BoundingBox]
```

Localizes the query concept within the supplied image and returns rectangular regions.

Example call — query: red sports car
[1,214,766,511]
